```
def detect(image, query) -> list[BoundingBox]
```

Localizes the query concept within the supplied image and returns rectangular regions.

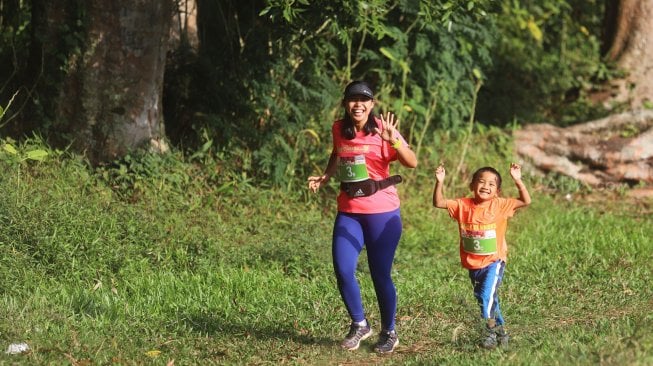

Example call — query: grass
[0,136,652,365]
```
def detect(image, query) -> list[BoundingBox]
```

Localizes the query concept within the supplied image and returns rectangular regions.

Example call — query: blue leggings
[468,259,506,325]
[332,209,402,331]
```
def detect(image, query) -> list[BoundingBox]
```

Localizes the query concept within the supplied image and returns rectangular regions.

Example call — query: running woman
[308,81,417,353]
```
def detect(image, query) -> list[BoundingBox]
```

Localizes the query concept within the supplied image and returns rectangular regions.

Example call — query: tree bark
[170,0,198,50]
[603,0,653,108]
[56,0,173,163]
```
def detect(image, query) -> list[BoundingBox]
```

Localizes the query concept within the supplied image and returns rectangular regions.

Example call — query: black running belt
[340,175,403,197]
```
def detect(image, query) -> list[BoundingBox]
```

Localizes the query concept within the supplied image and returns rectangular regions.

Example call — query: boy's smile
[471,171,500,203]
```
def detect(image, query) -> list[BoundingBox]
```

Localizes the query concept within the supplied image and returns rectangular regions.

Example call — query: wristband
[391,139,402,150]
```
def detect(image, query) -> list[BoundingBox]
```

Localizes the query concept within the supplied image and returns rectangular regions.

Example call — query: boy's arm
[510,163,531,208]
[433,164,448,209]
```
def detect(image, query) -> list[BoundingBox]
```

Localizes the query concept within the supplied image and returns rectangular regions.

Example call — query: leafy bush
[179,0,499,189]
[164,0,610,190]
[1,0,613,191]
[477,0,610,125]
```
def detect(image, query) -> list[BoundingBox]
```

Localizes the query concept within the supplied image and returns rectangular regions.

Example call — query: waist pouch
[340,175,403,198]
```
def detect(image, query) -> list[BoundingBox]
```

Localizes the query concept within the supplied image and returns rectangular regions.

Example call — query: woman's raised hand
[376,112,399,142]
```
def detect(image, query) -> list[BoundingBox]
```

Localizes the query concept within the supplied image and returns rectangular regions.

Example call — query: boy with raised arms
[433,163,531,349]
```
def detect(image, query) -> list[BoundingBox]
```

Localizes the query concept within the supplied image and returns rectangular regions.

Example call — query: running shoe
[496,325,510,348]
[481,324,498,349]
[341,322,373,351]
[374,330,399,353]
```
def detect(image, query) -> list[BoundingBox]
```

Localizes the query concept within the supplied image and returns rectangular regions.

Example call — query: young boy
[433,163,531,349]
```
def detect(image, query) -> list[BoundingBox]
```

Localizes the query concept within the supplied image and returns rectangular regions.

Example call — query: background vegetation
[1,0,612,188]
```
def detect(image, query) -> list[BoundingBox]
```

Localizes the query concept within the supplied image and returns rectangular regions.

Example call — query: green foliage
[0,1,88,136]
[477,0,612,125]
[167,0,610,191]
[0,0,32,129]
[180,0,499,190]
[0,1,617,191]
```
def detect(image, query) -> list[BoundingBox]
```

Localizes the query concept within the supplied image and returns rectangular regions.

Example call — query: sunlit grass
[0,137,651,365]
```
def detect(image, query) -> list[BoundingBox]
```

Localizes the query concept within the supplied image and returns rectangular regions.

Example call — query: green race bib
[338,155,369,182]
[461,228,497,255]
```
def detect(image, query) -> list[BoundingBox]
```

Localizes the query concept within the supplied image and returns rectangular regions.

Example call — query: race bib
[338,155,369,182]
[461,228,497,255]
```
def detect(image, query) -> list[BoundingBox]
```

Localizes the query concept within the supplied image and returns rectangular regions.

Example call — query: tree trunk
[56,0,173,163]
[170,0,198,50]
[515,0,653,191]
[603,0,653,108]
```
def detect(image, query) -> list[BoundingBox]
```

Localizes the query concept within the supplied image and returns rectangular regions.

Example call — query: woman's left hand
[376,111,418,168]
[376,112,399,143]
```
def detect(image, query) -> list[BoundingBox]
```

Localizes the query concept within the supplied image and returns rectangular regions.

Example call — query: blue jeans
[332,209,402,331]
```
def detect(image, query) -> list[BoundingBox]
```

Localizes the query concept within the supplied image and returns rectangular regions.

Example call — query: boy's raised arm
[509,163,531,208]
[433,164,448,209]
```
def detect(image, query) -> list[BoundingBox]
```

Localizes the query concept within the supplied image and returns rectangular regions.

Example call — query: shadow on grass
[181,312,335,347]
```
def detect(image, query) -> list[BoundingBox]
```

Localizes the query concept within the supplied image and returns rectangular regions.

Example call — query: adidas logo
[355,188,365,197]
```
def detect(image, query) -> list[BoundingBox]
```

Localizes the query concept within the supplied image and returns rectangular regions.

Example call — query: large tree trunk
[516,0,653,191]
[55,0,173,163]
[603,0,653,108]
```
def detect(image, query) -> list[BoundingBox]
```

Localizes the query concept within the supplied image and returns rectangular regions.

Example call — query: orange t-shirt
[446,197,520,269]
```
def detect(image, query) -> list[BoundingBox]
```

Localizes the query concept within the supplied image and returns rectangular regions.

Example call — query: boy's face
[470,171,500,202]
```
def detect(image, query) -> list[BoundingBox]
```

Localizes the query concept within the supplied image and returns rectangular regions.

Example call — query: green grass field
[0,138,651,365]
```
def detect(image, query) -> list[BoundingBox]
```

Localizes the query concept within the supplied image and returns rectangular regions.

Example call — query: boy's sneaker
[496,326,510,348]
[341,322,373,351]
[481,325,509,349]
[374,330,399,353]
[481,327,498,349]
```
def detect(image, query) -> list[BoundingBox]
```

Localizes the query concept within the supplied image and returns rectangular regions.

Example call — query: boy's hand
[509,163,522,181]
[510,162,531,207]
[435,164,446,182]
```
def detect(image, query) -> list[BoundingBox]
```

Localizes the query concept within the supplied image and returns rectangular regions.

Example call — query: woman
[308,81,417,353]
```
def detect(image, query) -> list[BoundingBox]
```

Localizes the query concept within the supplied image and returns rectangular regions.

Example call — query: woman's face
[345,96,374,125]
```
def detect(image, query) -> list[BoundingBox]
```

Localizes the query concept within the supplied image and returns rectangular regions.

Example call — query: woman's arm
[392,139,418,168]
[308,149,338,193]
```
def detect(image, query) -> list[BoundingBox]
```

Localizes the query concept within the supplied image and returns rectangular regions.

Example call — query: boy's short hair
[471,167,502,189]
